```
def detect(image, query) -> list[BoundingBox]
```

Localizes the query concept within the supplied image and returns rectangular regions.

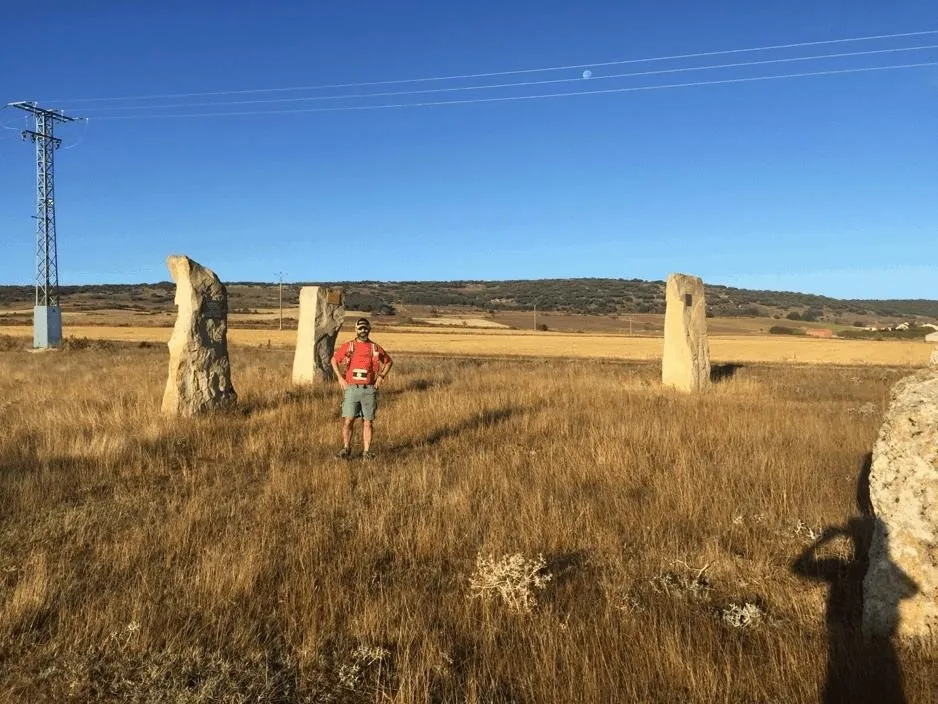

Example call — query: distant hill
[1,279,936,322]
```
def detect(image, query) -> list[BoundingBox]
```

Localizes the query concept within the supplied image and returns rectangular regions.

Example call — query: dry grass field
[1,340,936,702]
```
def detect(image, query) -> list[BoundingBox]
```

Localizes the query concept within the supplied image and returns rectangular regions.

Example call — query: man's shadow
[383,406,524,455]
[791,454,918,703]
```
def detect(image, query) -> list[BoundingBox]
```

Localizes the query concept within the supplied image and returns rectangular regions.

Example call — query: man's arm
[332,343,348,389]
[375,352,393,389]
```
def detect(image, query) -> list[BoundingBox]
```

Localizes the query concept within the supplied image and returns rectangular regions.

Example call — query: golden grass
[0,324,932,366]
[0,344,935,702]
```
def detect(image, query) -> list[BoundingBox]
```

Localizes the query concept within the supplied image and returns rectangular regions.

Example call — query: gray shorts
[342,384,378,421]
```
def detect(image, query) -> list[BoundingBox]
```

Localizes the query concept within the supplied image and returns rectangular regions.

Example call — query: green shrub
[801,308,821,322]
[838,327,932,340]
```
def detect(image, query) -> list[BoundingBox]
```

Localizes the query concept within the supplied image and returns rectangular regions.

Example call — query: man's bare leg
[343,418,355,450]
[362,420,373,453]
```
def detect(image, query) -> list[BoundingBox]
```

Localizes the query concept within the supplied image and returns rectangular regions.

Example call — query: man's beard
[356,331,369,340]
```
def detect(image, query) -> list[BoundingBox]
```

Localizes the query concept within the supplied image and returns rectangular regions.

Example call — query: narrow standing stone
[161,255,237,416]
[661,273,711,392]
[292,286,345,385]
[862,369,938,640]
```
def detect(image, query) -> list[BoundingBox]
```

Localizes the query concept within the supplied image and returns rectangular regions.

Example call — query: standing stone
[292,286,345,385]
[862,369,938,640]
[161,255,237,416]
[661,273,711,392]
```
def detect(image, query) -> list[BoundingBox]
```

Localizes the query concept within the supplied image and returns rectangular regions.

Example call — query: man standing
[331,317,393,460]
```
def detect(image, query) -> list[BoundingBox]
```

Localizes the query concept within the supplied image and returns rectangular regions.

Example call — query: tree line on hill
[0,279,936,321]
[327,279,938,321]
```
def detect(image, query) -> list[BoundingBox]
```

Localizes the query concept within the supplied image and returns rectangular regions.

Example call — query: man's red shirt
[333,339,392,385]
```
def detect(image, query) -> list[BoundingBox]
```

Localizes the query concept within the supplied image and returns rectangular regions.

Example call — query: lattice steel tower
[8,101,79,348]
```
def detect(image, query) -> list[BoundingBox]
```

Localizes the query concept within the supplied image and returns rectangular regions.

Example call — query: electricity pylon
[8,101,79,348]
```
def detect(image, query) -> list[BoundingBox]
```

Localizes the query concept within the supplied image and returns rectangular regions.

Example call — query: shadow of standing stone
[792,455,916,704]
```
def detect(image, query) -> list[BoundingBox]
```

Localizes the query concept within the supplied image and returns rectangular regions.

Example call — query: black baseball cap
[355,318,371,329]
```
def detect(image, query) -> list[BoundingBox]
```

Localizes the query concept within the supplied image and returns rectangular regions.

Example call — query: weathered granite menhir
[161,255,237,416]
[292,286,345,385]
[661,273,711,392]
[863,368,938,640]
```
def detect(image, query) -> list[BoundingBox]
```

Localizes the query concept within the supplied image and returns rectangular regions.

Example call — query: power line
[87,62,938,121]
[73,43,938,114]
[48,28,938,104]
[61,118,90,150]
[0,104,27,130]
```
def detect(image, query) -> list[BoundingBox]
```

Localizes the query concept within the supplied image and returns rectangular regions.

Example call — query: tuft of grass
[468,553,552,614]
[721,602,766,630]
[0,334,22,352]
[0,347,935,702]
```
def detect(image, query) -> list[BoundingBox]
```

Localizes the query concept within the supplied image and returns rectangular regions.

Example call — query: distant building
[806,328,834,339]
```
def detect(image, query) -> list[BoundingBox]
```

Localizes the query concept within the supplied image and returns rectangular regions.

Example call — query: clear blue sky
[1,1,935,299]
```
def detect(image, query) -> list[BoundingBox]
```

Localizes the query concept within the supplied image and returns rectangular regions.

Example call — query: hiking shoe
[361,451,376,462]
[334,447,351,460]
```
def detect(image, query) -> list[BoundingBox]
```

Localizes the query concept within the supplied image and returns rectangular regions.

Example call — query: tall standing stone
[661,273,711,392]
[161,255,237,416]
[292,286,345,385]
[862,369,938,640]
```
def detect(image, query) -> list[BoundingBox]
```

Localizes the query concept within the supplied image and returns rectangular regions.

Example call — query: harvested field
[410,317,510,329]
[0,325,931,366]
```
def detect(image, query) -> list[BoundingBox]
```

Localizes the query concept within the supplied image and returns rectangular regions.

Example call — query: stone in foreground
[161,255,237,416]
[862,369,938,640]
[292,286,345,385]
[661,273,711,392]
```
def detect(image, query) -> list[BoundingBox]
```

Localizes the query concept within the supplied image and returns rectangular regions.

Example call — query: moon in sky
[582,69,593,79]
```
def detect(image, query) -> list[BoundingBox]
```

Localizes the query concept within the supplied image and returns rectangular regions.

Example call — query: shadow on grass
[384,405,527,455]
[710,363,743,383]
[381,377,454,398]
[791,453,918,704]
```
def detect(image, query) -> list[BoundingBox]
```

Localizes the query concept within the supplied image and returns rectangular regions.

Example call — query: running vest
[341,340,380,384]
